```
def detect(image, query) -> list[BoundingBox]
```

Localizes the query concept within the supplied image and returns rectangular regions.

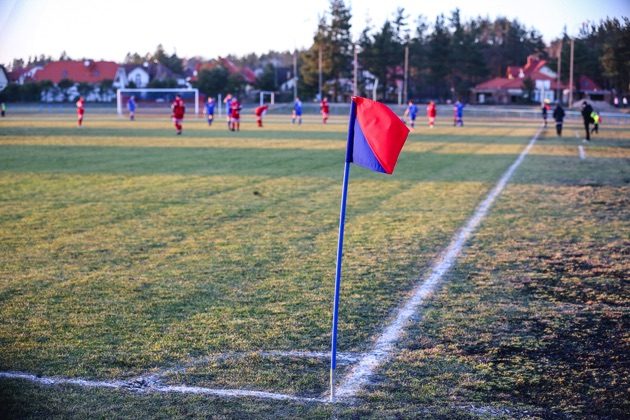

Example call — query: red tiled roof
[33,60,118,83]
[475,76,567,91]
[475,77,524,90]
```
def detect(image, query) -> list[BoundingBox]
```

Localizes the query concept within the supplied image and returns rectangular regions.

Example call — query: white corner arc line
[0,371,327,403]
[334,128,543,400]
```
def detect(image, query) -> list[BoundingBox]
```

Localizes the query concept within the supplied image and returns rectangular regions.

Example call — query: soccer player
[581,101,593,142]
[292,97,302,125]
[127,96,136,121]
[453,100,464,127]
[426,100,436,128]
[76,96,85,127]
[229,97,241,131]
[404,99,418,128]
[541,99,550,127]
[552,102,565,137]
[205,97,215,126]
[171,94,186,135]
[255,103,269,127]
[223,93,233,129]
[320,97,329,124]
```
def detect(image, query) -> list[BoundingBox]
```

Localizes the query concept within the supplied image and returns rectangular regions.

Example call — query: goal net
[116,88,200,117]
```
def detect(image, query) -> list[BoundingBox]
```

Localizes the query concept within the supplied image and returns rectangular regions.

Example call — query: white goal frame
[259,91,275,106]
[116,88,199,116]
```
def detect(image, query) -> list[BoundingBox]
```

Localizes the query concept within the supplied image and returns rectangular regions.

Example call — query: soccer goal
[259,91,275,106]
[116,88,199,117]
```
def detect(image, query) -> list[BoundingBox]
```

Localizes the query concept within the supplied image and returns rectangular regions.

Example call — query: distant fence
[4,102,630,125]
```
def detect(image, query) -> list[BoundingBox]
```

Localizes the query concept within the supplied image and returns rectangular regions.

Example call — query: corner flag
[346,96,410,174]
[330,97,410,401]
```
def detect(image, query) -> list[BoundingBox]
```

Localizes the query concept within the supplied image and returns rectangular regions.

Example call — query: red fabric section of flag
[353,96,410,174]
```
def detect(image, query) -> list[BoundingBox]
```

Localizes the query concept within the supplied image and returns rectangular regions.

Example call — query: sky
[0,0,628,66]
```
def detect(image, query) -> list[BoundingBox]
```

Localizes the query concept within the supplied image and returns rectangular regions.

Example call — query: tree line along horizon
[3,2,629,104]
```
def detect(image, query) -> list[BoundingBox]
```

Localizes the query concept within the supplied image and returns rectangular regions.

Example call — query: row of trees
[4,1,628,103]
[297,1,628,102]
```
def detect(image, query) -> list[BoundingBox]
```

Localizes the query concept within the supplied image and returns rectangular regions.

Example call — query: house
[574,75,611,103]
[8,65,43,85]
[0,66,8,92]
[33,60,127,101]
[472,55,567,104]
[125,64,151,88]
[145,62,188,87]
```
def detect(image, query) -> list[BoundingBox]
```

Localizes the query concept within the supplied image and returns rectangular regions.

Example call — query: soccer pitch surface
[0,113,628,418]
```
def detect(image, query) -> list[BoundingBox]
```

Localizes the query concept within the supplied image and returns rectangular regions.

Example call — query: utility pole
[556,41,562,104]
[353,46,358,97]
[569,38,574,108]
[403,45,409,104]
[293,50,298,101]
[318,45,323,101]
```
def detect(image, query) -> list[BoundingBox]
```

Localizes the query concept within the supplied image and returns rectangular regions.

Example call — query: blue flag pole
[330,101,357,401]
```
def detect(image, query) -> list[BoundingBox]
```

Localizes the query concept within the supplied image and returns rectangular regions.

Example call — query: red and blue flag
[346,96,410,174]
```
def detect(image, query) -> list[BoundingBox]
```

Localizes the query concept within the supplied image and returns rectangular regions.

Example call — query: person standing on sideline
[581,101,593,142]
[454,100,464,127]
[623,97,628,108]
[552,102,565,137]
[76,96,85,127]
[205,97,215,126]
[223,93,233,129]
[292,97,302,125]
[127,95,136,121]
[1,102,5,117]
[542,99,550,127]
[255,103,269,127]
[404,99,418,128]
[171,94,186,135]
[427,101,437,128]
[320,97,329,124]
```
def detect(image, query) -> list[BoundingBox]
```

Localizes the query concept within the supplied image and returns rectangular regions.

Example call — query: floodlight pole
[403,45,409,104]
[318,45,323,100]
[569,38,574,107]
[556,41,562,104]
[293,50,298,101]
[353,46,358,97]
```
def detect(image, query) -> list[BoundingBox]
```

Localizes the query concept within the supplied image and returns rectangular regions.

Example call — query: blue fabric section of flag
[345,101,387,173]
[351,118,387,173]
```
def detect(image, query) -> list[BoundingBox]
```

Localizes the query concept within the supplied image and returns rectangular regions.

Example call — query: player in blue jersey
[453,100,464,127]
[404,99,418,128]
[127,96,136,121]
[292,97,303,125]
[205,97,215,126]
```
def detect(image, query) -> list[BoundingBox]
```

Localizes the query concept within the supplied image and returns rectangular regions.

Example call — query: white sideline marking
[335,128,542,399]
[0,371,326,403]
[578,145,586,160]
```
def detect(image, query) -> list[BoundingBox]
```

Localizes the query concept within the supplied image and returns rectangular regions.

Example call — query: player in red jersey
[171,94,186,135]
[76,96,85,127]
[427,100,437,128]
[230,97,241,131]
[255,104,269,127]
[320,97,329,124]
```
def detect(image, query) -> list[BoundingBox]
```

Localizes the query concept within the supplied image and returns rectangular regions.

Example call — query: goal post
[259,91,275,106]
[116,88,199,117]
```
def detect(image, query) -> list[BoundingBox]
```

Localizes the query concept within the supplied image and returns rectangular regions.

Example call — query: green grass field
[0,112,628,418]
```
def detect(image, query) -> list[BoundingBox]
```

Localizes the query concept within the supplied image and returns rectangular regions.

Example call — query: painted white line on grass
[578,145,586,160]
[0,371,327,403]
[0,371,126,389]
[334,128,543,400]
